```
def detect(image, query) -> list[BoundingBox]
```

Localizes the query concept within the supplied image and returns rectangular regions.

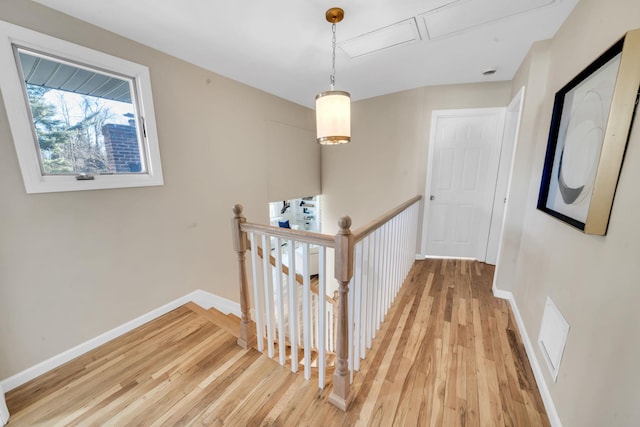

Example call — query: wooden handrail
[352,195,422,243]
[241,222,335,247]
[240,195,421,246]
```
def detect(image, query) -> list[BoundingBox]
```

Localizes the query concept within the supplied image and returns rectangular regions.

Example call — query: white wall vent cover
[340,18,421,59]
[538,296,570,382]
[420,0,556,40]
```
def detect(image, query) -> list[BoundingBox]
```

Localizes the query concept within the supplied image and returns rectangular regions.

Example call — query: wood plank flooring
[5,259,549,426]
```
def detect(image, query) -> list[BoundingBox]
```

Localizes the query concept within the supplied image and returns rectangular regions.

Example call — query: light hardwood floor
[6,259,549,426]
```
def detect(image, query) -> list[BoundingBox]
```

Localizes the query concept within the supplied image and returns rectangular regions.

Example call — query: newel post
[329,216,354,411]
[232,204,254,349]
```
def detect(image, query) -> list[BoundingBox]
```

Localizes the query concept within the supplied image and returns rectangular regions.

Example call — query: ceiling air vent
[340,18,421,59]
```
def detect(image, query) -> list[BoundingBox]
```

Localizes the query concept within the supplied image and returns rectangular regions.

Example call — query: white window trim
[0,20,164,193]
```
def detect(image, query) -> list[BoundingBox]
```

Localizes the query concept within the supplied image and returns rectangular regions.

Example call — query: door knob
[430,195,435,201]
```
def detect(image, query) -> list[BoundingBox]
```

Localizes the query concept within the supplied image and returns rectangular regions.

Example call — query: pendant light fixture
[315,7,351,145]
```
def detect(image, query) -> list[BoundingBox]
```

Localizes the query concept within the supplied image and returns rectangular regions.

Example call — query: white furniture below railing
[232,195,421,411]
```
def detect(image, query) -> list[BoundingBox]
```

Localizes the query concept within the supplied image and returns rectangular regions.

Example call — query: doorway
[421,90,525,263]
[422,107,506,261]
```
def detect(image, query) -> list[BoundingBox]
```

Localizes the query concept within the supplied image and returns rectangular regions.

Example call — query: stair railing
[231,195,421,411]
[255,243,338,354]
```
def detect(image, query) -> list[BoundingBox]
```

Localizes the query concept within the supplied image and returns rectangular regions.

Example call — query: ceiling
[33,0,579,108]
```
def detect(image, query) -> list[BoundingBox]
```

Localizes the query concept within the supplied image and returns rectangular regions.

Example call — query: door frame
[486,87,526,264]
[491,87,526,287]
[420,106,506,260]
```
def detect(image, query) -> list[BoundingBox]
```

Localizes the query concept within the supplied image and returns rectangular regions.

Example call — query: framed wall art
[537,28,640,235]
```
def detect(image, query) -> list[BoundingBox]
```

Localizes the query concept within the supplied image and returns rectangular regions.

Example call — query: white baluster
[302,243,311,380]
[288,239,298,372]
[312,294,318,352]
[261,234,275,358]
[353,241,362,372]
[348,274,355,383]
[366,233,375,350]
[403,209,418,278]
[318,246,326,388]
[328,303,334,353]
[408,208,412,271]
[374,229,383,331]
[249,232,264,352]
[380,224,387,318]
[413,204,419,269]
[379,225,385,320]
[384,222,391,313]
[403,210,417,278]
[396,215,400,293]
[274,237,286,366]
[391,215,398,299]
[413,206,417,260]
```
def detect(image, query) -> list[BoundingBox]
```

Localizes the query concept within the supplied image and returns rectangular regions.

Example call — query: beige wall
[321,81,512,236]
[4,1,640,424]
[0,1,318,379]
[495,0,640,425]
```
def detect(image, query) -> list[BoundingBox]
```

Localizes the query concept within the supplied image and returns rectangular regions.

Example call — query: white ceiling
[33,0,579,108]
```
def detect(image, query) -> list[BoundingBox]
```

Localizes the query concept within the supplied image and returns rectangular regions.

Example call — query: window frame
[0,20,164,193]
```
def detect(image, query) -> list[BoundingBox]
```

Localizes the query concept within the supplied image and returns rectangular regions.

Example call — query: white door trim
[492,87,526,287]
[485,87,526,264]
[420,107,506,260]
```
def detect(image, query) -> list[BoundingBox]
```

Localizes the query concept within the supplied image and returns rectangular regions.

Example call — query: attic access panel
[340,18,421,58]
[421,0,555,39]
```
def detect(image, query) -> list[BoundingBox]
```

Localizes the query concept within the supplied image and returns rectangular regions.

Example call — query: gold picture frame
[537,28,640,235]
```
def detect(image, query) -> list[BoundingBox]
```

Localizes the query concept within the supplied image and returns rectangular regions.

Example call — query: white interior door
[423,108,505,261]
[485,87,525,265]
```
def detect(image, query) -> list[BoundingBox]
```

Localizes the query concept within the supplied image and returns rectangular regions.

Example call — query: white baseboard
[191,290,241,316]
[492,287,563,427]
[0,290,239,393]
[491,286,512,301]
[422,255,477,260]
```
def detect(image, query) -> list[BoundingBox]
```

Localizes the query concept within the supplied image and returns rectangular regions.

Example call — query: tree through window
[0,20,163,193]
[17,48,146,176]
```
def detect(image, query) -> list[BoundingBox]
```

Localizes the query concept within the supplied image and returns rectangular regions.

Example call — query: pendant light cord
[330,22,337,90]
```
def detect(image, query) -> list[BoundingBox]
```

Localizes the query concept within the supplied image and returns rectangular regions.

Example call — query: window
[0,20,163,193]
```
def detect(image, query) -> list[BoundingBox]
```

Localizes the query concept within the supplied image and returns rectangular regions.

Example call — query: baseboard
[0,290,239,393]
[191,290,241,316]
[491,286,512,301]
[423,255,476,260]
[492,288,563,427]
[416,254,479,261]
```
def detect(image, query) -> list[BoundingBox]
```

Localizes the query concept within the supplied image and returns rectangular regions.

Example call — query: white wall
[0,0,318,381]
[495,0,640,425]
